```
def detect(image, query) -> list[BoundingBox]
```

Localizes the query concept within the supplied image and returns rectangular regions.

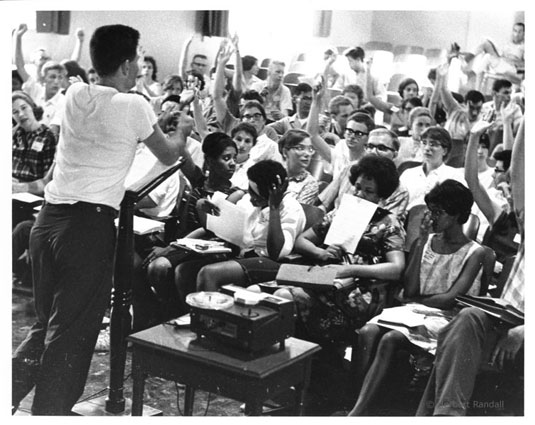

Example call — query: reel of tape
[186,291,234,310]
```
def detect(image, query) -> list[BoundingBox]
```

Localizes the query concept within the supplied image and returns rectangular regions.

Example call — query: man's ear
[120,59,130,76]
[392,150,398,159]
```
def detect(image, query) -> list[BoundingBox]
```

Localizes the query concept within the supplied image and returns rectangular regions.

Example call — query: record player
[187,284,295,352]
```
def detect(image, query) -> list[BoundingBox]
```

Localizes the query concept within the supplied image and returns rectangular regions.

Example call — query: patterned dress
[292,206,406,345]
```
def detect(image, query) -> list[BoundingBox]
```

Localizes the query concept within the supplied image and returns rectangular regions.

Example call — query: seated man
[267,83,313,135]
[325,95,355,139]
[251,60,293,121]
[318,128,409,223]
[473,22,524,87]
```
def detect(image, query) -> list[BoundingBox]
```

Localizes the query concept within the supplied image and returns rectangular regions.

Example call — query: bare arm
[191,88,209,140]
[212,40,233,128]
[70,28,84,62]
[306,79,332,163]
[416,246,486,309]
[365,60,394,114]
[178,35,193,81]
[403,211,432,298]
[12,162,55,196]
[501,101,517,151]
[335,250,405,281]
[464,121,502,226]
[436,63,460,114]
[265,179,288,260]
[14,23,30,82]
[231,34,243,98]
[511,117,524,230]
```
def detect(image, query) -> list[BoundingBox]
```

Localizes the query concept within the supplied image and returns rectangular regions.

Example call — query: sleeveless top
[419,234,482,296]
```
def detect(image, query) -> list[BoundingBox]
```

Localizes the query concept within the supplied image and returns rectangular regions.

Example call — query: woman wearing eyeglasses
[346,179,485,416]
[279,129,319,205]
[273,155,406,349]
[399,126,465,210]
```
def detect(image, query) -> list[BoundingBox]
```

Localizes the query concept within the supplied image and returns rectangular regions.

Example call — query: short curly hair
[247,160,288,200]
[425,179,473,224]
[12,90,44,122]
[349,154,399,200]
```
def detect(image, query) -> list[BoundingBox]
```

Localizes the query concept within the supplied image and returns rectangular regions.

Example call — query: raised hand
[436,62,449,78]
[217,40,234,65]
[500,100,516,123]
[470,119,494,136]
[75,28,85,40]
[16,23,28,37]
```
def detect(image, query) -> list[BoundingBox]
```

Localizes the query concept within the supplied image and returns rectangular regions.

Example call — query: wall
[12,9,525,81]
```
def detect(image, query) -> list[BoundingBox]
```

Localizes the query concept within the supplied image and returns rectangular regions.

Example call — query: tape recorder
[187,284,295,352]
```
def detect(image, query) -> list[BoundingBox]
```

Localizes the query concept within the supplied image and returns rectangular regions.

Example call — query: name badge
[32,141,44,152]
[513,233,521,244]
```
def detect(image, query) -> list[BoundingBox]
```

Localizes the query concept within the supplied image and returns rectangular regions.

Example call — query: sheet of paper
[114,216,164,235]
[206,192,248,248]
[12,192,44,204]
[324,193,377,253]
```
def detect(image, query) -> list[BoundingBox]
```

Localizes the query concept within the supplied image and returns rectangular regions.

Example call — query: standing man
[251,60,293,121]
[12,24,187,415]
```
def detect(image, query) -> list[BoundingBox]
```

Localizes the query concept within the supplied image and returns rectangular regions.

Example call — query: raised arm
[231,34,243,97]
[511,117,524,230]
[212,40,233,127]
[191,87,209,140]
[500,101,517,151]
[365,60,393,114]
[435,63,460,114]
[70,28,84,62]
[14,23,30,82]
[464,120,502,226]
[306,79,333,162]
[178,35,194,81]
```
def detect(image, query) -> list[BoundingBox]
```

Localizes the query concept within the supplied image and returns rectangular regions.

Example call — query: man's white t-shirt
[46,83,157,210]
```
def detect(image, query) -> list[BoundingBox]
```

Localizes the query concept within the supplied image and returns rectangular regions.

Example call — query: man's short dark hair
[90,25,140,77]
[348,111,375,133]
[492,79,512,93]
[242,90,264,104]
[344,47,365,61]
[465,90,485,104]
[294,83,312,96]
[242,55,258,72]
[192,54,208,62]
[493,149,512,171]
[514,22,525,31]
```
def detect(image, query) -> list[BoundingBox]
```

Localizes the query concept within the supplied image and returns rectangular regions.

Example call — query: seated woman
[395,107,433,167]
[12,91,57,227]
[399,126,464,210]
[132,132,240,329]
[229,122,259,190]
[279,129,319,205]
[188,160,306,293]
[346,179,486,416]
[274,155,406,347]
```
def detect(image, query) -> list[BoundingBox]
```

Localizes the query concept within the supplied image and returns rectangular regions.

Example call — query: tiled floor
[12,290,522,416]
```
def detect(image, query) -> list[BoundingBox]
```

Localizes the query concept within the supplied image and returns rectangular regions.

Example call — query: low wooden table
[128,324,320,416]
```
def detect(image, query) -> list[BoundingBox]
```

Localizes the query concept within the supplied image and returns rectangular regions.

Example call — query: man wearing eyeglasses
[267,83,313,136]
[318,128,409,222]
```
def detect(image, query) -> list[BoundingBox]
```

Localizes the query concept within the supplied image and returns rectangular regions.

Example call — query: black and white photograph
[5,0,529,418]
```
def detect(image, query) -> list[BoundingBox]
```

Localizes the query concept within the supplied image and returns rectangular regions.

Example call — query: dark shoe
[12,357,39,410]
